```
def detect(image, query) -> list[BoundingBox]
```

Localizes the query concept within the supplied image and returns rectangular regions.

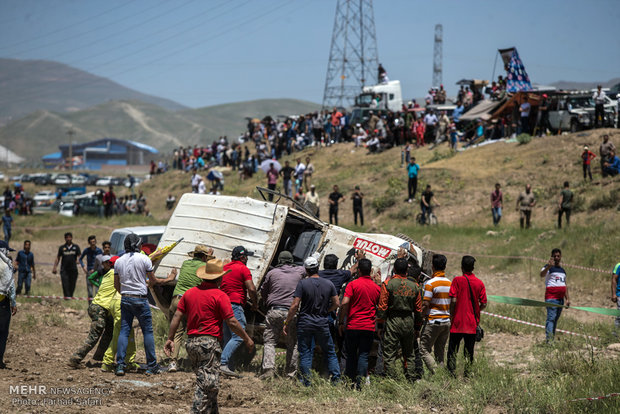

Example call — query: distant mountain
[181,99,322,138]
[551,77,620,91]
[0,98,321,161]
[0,58,187,124]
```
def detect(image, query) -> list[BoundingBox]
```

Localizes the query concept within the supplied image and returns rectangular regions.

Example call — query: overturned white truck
[150,189,431,344]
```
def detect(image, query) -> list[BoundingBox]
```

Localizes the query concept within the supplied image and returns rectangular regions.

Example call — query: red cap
[542,94,548,98]
[141,243,157,255]
[109,256,120,266]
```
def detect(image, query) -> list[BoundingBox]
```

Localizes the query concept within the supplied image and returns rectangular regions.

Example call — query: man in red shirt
[581,145,596,182]
[165,259,254,413]
[102,186,116,218]
[338,258,380,389]
[219,246,258,376]
[330,107,343,143]
[447,255,486,377]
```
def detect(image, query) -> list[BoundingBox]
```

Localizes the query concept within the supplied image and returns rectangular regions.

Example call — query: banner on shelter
[498,47,532,92]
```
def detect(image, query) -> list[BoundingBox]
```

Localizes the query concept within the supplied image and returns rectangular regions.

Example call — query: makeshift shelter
[460,99,506,121]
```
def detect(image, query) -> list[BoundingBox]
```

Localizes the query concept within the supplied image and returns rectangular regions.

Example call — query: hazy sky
[1,0,618,108]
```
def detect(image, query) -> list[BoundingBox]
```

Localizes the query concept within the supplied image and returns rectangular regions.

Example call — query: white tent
[0,145,24,165]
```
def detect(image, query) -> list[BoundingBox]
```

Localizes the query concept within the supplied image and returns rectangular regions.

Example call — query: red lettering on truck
[353,238,391,259]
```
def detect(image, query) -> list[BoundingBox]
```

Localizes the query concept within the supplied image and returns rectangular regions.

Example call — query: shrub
[516,133,532,145]
[372,195,396,214]
[589,189,620,211]
[389,207,413,220]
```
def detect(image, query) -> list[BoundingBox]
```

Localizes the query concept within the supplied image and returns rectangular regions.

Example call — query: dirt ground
[0,263,612,413]
[0,299,538,414]
[1,234,615,413]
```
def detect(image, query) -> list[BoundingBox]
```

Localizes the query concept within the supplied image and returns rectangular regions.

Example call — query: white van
[109,225,166,255]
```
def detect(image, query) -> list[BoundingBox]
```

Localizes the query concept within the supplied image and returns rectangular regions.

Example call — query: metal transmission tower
[322,0,379,109]
[432,24,443,87]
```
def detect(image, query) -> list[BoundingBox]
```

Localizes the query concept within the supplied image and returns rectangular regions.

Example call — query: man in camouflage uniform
[376,258,423,383]
[69,256,115,367]
[165,259,254,414]
[168,245,215,372]
[259,251,305,379]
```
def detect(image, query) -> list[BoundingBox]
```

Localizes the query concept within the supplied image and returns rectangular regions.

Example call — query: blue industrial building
[42,138,158,170]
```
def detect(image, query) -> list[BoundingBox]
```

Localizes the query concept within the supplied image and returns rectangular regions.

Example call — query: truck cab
[350,80,404,126]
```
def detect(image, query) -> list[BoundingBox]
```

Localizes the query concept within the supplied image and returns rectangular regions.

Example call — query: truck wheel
[570,121,579,133]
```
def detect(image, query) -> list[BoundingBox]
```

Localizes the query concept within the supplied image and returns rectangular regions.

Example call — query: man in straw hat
[167,245,215,372]
[165,259,254,414]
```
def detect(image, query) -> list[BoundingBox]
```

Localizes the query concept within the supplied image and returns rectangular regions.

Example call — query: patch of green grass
[264,341,620,413]
[516,133,532,145]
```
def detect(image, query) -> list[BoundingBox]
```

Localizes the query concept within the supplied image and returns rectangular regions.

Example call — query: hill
[0,58,187,124]
[180,98,322,138]
[0,98,321,161]
[551,77,620,90]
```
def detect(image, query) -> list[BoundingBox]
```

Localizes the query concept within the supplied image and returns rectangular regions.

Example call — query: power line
[0,0,140,52]
[37,0,208,63]
[5,0,173,58]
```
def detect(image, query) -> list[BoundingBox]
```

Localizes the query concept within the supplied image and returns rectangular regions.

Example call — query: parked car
[32,173,52,185]
[109,226,166,255]
[547,90,617,132]
[62,190,85,202]
[58,202,75,217]
[71,174,86,185]
[72,192,101,216]
[33,190,61,212]
[95,176,114,186]
[34,190,56,200]
[83,174,99,186]
[110,177,124,186]
[54,174,72,185]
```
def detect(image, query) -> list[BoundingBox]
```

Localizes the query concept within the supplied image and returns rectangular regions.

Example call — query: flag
[149,237,184,263]
[500,47,532,92]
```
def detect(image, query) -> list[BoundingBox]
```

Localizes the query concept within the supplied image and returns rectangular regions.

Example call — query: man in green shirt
[557,181,573,229]
[168,245,215,372]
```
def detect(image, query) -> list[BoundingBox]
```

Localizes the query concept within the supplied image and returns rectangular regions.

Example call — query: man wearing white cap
[165,259,254,414]
[283,256,340,386]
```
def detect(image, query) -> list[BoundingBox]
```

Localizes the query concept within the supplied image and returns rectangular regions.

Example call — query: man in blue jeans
[79,235,102,302]
[219,246,257,376]
[15,240,35,295]
[283,256,340,386]
[540,248,570,342]
[113,234,175,375]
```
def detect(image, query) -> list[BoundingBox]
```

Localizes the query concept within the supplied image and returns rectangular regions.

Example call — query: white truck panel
[317,226,413,281]
[154,193,288,287]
